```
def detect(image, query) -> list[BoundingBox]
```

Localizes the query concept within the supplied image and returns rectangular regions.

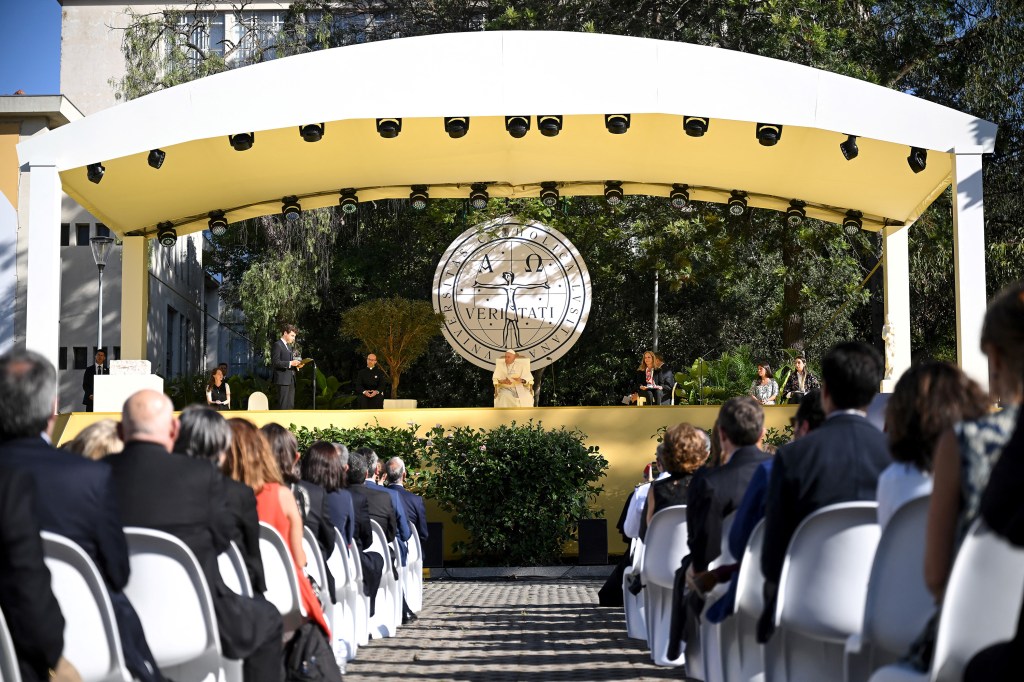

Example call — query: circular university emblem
[433,217,592,371]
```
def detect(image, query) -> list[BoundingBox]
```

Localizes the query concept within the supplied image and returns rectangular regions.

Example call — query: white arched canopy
[18,31,996,387]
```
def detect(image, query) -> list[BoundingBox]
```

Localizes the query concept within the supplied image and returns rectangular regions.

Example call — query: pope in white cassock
[493,349,534,407]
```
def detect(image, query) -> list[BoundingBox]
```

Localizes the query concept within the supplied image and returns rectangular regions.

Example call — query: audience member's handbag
[284,622,343,682]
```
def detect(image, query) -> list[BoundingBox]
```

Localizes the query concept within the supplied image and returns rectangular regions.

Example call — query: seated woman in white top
[493,349,534,407]
[877,362,988,529]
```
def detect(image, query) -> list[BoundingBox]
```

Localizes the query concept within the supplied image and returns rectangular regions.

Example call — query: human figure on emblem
[474,271,549,348]
[493,349,534,407]
[355,353,388,409]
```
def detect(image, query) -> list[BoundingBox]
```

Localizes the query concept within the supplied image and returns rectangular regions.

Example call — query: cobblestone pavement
[343,578,694,681]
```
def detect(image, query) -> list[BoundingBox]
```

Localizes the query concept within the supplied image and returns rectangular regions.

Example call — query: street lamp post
[89,236,115,354]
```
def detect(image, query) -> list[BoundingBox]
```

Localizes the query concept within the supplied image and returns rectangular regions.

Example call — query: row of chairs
[0,520,425,682]
[624,497,1024,682]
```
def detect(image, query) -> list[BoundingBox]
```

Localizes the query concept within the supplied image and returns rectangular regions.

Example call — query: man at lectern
[493,349,534,407]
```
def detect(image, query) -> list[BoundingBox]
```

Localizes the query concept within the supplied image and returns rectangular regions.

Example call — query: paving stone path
[343,578,695,681]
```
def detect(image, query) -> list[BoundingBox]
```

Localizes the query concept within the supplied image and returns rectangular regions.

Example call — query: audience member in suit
[705,390,826,624]
[356,447,403,545]
[345,447,387,612]
[965,402,1024,681]
[174,405,266,594]
[295,438,348,598]
[0,351,163,682]
[0,465,68,682]
[327,443,367,549]
[81,349,107,412]
[384,456,429,542]
[272,324,301,410]
[757,341,891,642]
[107,390,284,682]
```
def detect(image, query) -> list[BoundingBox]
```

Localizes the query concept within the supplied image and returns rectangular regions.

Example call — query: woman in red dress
[222,418,330,637]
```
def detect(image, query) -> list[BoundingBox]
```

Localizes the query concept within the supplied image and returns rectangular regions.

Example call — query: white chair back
[325,530,359,662]
[696,510,738,682]
[404,531,425,614]
[217,541,253,598]
[367,520,399,639]
[725,519,768,682]
[246,391,269,410]
[0,608,20,682]
[622,536,647,640]
[122,527,224,682]
[349,534,370,646]
[639,505,688,667]
[258,522,307,634]
[767,502,880,682]
[302,526,333,631]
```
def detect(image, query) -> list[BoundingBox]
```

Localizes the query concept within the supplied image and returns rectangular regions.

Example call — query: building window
[60,223,70,246]
[113,346,121,360]
[174,11,225,65]
[76,223,90,246]
[96,223,110,238]
[58,347,67,370]
[73,347,87,370]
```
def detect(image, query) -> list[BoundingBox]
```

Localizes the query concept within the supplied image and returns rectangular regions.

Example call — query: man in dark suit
[0,350,163,682]
[0,465,66,682]
[757,341,890,641]
[354,353,388,409]
[385,456,429,542]
[345,447,390,612]
[363,448,411,565]
[272,324,301,410]
[107,389,284,682]
[82,349,107,412]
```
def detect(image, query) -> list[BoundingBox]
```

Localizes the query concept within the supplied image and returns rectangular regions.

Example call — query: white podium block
[383,399,417,409]
[92,360,165,412]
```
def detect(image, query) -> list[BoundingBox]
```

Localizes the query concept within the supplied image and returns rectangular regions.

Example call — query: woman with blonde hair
[61,418,123,459]
[633,350,674,406]
[223,418,330,638]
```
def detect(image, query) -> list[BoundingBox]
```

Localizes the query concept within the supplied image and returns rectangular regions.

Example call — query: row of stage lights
[148,179,865,248]
[83,114,930,187]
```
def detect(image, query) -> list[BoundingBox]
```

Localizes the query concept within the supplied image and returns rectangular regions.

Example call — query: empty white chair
[246,391,269,410]
[40,531,131,682]
[325,531,358,662]
[639,505,689,667]
[869,518,1024,682]
[367,520,399,639]
[622,536,647,640]
[404,531,425,614]
[845,496,932,682]
[0,607,20,682]
[258,522,308,634]
[766,502,881,682]
[722,519,768,682]
[302,527,333,630]
[217,541,253,598]
[122,527,224,682]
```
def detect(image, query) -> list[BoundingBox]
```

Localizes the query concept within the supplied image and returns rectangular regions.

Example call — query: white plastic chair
[722,519,768,682]
[302,526,333,631]
[0,607,20,682]
[39,531,131,682]
[217,541,253,598]
[258,522,308,634]
[404,531,425,614]
[694,511,737,682]
[766,502,881,682]
[844,496,932,682]
[349,536,371,647]
[122,527,224,682]
[246,391,269,410]
[639,505,689,667]
[869,518,1024,682]
[389,535,404,628]
[325,530,358,662]
[622,536,647,640]
[367,520,399,639]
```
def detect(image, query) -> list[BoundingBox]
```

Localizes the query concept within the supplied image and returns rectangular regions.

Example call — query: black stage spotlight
[208,210,228,237]
[840,135,859,161]
[410,185,429,210]
[786,200,807,227]
[907,147,927,173]
[339,189,358,215]
[728,190,748,216]
[299,123,325,142]
[87,162,105,184]
[683,116,709,137]
[148,149,166,169]
[756,123,783,146]
[157,221,177,248]
[444,117,470,139]
[469,183,489,210]
[376,118,402,139]
[843,210,863,235]
[604,181,624,205]
[228,133,254,151]
[669,184,690,209]
[505,116,531,139]
[281,196,302,222]
[605,114,630,134]
[540,182,560,208]
[538,115,563,137]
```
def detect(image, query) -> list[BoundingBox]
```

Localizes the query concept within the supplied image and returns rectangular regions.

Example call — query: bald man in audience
[107,390,284,682]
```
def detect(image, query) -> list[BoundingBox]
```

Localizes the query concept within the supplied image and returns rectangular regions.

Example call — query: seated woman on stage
[749,361,779,405]
[493,349,534,407]
[633,350,673,405]
[206,367,230,410]
[782,355,819,404]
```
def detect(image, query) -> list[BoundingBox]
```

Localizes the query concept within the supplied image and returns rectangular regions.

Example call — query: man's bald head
[120,389,178,451]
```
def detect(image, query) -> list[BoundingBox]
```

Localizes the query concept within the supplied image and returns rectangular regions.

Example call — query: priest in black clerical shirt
[354,353,388,409]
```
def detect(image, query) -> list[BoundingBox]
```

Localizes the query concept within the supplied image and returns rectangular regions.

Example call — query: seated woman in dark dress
[645,422,710,528]
[633,350,675,405]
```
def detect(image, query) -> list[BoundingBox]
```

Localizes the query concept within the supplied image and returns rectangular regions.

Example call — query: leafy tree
[339,297,445,398]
